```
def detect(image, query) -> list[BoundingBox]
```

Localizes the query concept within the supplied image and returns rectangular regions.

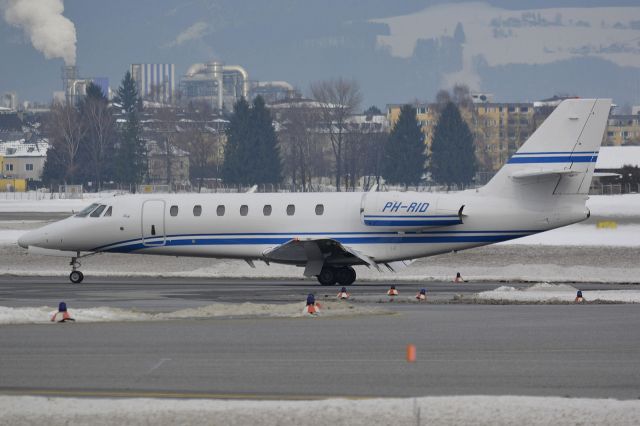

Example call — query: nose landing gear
[69,256,84,284]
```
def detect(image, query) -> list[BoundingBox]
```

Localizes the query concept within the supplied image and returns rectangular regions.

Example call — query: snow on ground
[1,395,639,426]
[0,230,24,245]
[0,301,383,325]
[500,224,640,246]
[0,198,94,213]
[585,194,640,217]
[475,283,640,303]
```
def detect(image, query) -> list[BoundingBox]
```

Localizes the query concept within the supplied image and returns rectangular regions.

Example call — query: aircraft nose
[17,229,40,249]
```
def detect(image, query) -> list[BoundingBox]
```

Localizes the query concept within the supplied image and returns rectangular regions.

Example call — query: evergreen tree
[430,101,477,187]
[382,104,426,187]
[114,71,146,189]
[221,97,282,186]
[221,98,252,185]
[250,96,282,184]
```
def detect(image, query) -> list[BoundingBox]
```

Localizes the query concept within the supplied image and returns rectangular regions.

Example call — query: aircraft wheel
[336,266,356,286]
[317,267,336,286]
[69,271,84,284]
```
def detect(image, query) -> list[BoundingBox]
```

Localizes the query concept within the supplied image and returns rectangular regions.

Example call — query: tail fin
[483,98,611,197]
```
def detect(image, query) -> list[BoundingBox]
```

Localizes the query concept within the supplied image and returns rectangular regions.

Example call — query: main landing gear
[316,266,356,286]
[69,255,84,284]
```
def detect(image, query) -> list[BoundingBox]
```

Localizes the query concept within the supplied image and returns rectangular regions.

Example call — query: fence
[589,182,640,195]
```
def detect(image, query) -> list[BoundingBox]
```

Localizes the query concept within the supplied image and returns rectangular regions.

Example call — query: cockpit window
[90,205,107,217]
[103,206,112,217]
[76,203,99,217]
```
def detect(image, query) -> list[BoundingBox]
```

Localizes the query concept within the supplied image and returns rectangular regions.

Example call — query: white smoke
[2,0,77,65]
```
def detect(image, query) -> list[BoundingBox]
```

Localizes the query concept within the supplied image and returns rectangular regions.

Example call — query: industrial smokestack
[2,0,77,65]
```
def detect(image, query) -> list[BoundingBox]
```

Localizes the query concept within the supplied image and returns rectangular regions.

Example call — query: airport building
[131,63,176,104]
[605,111,640,145]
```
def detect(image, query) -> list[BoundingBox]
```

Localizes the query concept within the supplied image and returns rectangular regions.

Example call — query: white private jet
[18,98,610,285]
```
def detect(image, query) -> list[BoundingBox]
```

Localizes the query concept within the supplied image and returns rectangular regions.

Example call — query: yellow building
[605,115,640,146]
[0,178,27,192]
[386,102,536,173]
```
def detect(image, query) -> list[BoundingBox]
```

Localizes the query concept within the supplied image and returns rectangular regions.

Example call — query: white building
[0,139,49,181]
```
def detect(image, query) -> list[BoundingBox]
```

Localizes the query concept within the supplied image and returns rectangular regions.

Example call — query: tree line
[43,71,146,191]
[223,78,477,190]
[42,72,477,191]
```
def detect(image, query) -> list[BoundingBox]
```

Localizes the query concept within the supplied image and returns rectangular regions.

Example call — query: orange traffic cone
[415,288,427,301]
[387,285,399,296]
[304,294,321,315]
[406,344,416,363]
[454,272,465,282]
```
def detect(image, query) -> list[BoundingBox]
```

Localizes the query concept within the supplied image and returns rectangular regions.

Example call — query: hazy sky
[1,0,639,108]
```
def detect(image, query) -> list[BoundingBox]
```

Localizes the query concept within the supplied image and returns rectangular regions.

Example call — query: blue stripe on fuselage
[102,233,531,254]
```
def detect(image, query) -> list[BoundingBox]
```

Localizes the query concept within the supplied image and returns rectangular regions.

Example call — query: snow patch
[476,283,640,303]
[1,395,640,426]
[0,302,383,324]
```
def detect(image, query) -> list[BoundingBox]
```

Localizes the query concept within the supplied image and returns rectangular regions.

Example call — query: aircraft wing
[262,238,378,277]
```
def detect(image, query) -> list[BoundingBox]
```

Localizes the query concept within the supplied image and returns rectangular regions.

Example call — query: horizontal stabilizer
[510,169,579,179]
[593,172,621,178]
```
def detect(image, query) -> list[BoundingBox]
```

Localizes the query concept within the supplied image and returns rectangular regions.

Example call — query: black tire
[336,266,356,286]
[69,271,84,284]
[317,267,336,286]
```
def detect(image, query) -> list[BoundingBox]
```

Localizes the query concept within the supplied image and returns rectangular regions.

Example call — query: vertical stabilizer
[482,98,611,198]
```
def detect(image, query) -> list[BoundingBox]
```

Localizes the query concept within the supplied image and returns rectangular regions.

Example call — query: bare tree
[310,78,362,191]
[177,101,222,192]
[82,95,115,190]
[48,102,86,183]
[279,102,323,191]
[152,107,180,187]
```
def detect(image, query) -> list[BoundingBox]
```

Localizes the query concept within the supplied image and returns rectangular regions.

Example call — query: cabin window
[217,205,225,216]
[90,205,107,217]
[263,205,272,216]
[315,204,324,215]
[286,204,295,216]
[170,205,179,217]
[240,205,248,216]
[103,206,112,217]
[76,203,99,217]
[193,205,202,216]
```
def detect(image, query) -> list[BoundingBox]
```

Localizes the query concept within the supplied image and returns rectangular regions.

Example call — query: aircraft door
[141,200,166,246]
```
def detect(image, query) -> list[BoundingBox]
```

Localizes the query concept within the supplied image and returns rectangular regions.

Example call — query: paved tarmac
[0,277,639,400]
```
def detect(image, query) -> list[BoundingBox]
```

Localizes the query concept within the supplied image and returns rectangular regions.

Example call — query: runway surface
[0,277,639,400]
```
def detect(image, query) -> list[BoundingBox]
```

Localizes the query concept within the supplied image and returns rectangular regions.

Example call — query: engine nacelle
[360,192,464,231]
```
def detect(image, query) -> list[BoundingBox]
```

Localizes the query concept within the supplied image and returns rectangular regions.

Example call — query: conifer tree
[221,98,252,185]
[250,96,282,184]
[114,71,146,189]
[382,104,426,187]
[430,101,476,187]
